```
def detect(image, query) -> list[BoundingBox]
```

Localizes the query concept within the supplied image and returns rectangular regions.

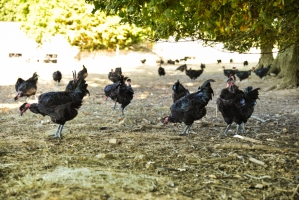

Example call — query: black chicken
[108,67,127,83]
[172,80,190,103]
[185,64,205,80]
[223,66,237,78]
[53,70,62,86]
[19,75,90,138]
[104,76,134,114]
[163,79,215,135]
[14,72,38,101]
[158,66,166,76]
[253,64,271,79]
[156,59,164,64]
[230,59,233,63]
[77,65,88,79]
[217,75,260,136]
[176,64,187,72]
[217,59,222,64]
[141,59,146,64]
[65,65,88,92]
[235,70,252,81]
[115,77,134,115]
[104,75,123,101]
[167,59,175,65]
[243,60,249,67]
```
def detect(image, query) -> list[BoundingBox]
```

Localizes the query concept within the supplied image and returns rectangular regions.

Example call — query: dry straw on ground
[1,60,299,199]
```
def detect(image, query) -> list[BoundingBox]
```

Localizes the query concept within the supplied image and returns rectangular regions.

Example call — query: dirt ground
[1,58,299,200]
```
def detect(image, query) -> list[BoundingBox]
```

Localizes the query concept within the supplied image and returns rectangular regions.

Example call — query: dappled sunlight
[136,91,150,99]
[186,82,195,86]
[131,84,140,88]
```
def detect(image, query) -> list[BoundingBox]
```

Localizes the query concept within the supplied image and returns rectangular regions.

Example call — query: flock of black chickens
[14,59,272,139]
[157,57,271,82]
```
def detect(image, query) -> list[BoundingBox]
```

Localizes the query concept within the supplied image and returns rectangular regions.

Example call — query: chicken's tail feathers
[244,87,260,100]
[27,72,39,83]
[200,79,215,89]
[75,77,90,97]
[199,79,216,102]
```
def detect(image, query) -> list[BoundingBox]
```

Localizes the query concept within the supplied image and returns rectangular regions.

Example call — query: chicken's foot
[49,124,64,139]
[222,124,231,136]
[179,125,191,136]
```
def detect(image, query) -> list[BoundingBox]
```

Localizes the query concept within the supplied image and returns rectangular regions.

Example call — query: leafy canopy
[87,0,299,52]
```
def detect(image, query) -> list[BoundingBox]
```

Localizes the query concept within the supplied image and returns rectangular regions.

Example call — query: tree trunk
[257,42,274,70]
[276,42,299,89]
[273,46,292,78]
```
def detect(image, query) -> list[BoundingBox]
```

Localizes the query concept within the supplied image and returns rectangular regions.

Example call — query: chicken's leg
[241,123,246,134]
[50,124,64,139]
[113,99,117,109]
[222,124,231,136]
[179,125,191,136]
[235,124,240,135]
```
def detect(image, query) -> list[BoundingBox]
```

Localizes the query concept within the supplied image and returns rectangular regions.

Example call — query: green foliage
[0,0,31,21]
[87,0,299,53]
[1,0,151,50]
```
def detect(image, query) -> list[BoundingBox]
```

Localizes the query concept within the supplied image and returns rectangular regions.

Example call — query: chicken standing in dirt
[66,65,88,92]
[163,79,215,135]
[158,65,166,76]
[104,76,134,114]
[217,75,260,136]
[253,64,271,80]
[185,64,205,80]
[104,75,124,102]
[19,75,90,139]
[115,78,134,115]
[14,72,38,101]
[52,70,62,86]
[172,80,190,103]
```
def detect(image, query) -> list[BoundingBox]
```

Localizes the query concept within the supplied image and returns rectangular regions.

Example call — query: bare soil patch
[1,60,299,199]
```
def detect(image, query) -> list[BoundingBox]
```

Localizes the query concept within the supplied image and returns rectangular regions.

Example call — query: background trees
[0,0,150,50]
[88,0,299,88]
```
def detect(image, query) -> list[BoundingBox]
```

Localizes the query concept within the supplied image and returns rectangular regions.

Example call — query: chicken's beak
[19,108,25,116]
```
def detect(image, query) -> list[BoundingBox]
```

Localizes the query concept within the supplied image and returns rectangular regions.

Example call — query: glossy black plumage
[19,77,90,138]
[217,79,260,135]
[253,64,271,79]
[108,67,127,83]
[53,70,62,84]
[14,72,38,101]
[176,64,187,72]
[78,65,88,79]
[164,79,215,135]
[235,70,252,81]
[223,67,237,78]
[185,64,205,80]
[104,76,134,114]
[172,80,190,103]
[104,82,119,101]
[158,66,166,76]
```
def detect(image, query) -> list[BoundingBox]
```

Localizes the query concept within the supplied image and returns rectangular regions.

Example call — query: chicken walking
[217,75,260,136]
[163,79,215,135]
[19,74,90,139]
[14,72,38,102]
